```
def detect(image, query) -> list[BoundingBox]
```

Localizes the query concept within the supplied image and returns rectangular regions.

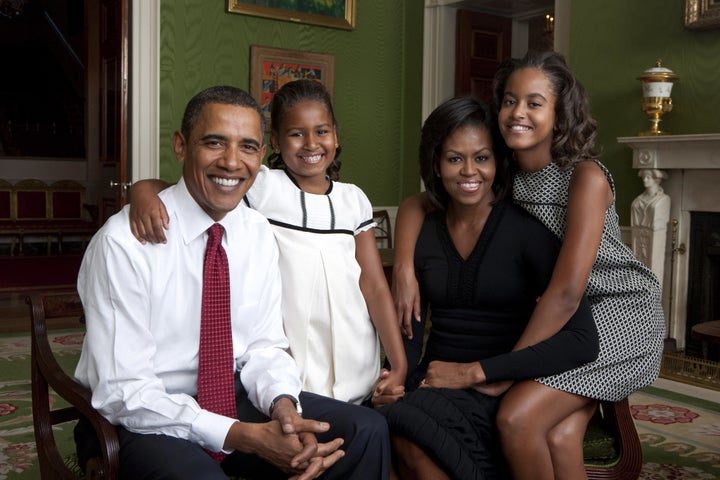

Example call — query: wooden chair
[0,179,17,255]
[13,179,52,254]
[28,292,120,479]
[48,180,98,253]
[585,398,643,479]
[373,209,393,249]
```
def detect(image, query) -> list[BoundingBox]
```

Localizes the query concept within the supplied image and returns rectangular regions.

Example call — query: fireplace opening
[685,211,720,361]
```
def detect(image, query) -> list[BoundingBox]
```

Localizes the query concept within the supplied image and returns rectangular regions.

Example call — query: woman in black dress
[380,97,599,480]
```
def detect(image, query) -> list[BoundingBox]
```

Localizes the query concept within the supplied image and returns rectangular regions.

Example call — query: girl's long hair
[492,50,599,168]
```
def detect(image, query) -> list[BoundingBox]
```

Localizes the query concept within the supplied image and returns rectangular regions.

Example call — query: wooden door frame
[84,0,158,221]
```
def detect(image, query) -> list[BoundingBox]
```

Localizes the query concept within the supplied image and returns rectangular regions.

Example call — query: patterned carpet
[631,387,720,479]
[1,331,719,479]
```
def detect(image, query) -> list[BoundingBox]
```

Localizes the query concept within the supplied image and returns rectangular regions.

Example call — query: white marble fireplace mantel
[617,133,720,349]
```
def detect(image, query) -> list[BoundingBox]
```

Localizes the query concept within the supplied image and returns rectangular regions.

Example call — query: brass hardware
[670,219,686,255]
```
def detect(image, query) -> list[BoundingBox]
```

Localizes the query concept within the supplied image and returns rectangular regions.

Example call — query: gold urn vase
[637,59,679,136]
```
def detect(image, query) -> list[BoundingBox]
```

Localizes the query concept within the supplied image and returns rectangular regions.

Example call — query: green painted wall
[159,2,720,219]
[569,1,720,223]
[159,0,424,207]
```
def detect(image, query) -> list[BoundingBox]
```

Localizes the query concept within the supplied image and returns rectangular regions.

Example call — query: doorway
[422,0,565,120]
[0,0,129,224]
[454,10,512,101]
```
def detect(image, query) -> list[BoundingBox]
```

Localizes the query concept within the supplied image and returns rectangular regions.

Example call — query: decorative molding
[131,0,160,182]
[618,133,720,348]
[617,134,720,169]
[422,4,455,121]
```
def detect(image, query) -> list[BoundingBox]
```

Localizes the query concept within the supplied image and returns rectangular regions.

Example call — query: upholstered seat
[0,179,97,255]
[584,398,643,479]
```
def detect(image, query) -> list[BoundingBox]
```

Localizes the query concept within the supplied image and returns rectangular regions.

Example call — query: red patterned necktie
[197,223,236,461]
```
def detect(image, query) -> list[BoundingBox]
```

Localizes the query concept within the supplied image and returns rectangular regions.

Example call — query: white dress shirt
[74,178,302,453]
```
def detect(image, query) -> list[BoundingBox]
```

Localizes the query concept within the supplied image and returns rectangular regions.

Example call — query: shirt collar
[170,177,242,246]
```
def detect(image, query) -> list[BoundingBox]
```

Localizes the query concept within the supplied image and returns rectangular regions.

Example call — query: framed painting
[685,0,720,29]
[227,0,356,30]
[250,45,335,130]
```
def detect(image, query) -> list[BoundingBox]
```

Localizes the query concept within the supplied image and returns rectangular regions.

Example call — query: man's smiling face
[174,102,266,221]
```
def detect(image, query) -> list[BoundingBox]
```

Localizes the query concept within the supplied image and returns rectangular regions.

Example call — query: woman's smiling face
[438,124,496,208]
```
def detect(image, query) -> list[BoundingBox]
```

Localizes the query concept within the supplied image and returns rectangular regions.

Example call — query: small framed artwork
[227,0,356,30]
[250,45,335,130]
[685,0,720,29]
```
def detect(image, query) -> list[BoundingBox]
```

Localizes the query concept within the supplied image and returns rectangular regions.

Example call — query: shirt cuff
[190,409,238,454]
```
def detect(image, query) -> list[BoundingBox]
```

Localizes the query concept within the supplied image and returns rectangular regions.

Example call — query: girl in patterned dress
[393,51,665,479]
[128,80,407,408]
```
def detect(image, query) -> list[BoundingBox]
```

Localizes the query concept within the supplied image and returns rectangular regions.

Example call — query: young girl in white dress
[129,80,406,407]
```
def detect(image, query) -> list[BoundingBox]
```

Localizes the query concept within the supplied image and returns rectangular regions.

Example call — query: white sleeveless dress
[245,166,380,405]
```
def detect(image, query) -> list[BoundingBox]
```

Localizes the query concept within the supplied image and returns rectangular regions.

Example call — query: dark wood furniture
[691,320,720,359]
[1,179,97,255]
[585,398,643,479]
[28,292,119,479]
[373,209,393,249]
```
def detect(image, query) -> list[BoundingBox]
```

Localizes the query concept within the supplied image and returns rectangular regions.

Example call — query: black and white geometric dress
[513,160,666,401]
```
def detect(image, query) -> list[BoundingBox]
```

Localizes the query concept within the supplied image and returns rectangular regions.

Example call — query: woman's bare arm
[392,192,435,337]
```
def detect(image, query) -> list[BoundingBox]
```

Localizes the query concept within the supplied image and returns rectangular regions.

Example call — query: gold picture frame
[685,0,720,29]
[227,0,356,30]
[250,45,335,131]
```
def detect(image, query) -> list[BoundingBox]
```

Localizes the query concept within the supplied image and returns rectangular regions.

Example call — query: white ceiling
[454,0,554,20]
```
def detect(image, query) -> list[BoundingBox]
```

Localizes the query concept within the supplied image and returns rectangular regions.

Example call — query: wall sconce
[545,14,555,34]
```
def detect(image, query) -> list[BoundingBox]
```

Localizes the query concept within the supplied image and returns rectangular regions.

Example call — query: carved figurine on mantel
[631,168,671,285]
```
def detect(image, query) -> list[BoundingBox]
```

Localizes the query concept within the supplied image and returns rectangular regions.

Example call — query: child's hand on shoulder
[129,181,170,244]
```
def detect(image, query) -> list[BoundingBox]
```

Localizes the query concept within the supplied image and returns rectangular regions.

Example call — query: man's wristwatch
[269,394,302,416]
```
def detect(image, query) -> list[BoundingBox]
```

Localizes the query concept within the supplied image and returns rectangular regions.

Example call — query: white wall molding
[131,0,160,182]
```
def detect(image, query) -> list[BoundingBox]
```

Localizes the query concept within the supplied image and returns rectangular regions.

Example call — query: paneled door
[455,9,512,102]
[97,0,130,223]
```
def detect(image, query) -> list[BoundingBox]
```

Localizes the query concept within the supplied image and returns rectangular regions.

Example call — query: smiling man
[73,86,390,480]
